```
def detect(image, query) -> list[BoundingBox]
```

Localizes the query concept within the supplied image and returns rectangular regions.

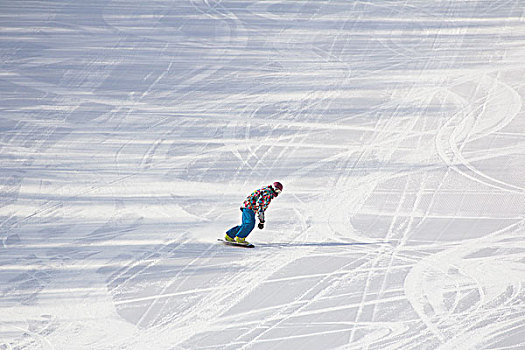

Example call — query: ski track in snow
[1,0,524,349]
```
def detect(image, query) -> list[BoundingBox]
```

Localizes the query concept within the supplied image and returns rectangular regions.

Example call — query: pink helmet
[273,181,283,193]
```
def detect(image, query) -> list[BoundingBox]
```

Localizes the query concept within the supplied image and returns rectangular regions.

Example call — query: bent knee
[244,221,255,231]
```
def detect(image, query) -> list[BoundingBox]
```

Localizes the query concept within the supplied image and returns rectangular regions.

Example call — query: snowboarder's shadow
[257,241,392,248]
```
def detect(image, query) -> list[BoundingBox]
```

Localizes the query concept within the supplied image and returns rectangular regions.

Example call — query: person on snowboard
[225,182,283,245]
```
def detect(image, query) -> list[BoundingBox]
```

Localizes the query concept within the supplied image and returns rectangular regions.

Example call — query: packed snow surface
[1,0,524,349]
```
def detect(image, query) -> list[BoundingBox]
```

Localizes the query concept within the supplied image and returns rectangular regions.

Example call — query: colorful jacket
[242,185,278,222]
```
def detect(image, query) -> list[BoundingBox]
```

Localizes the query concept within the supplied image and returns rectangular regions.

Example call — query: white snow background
[1,0,524,349]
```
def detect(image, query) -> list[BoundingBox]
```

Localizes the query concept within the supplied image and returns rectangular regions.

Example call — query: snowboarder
[225,182,283,245]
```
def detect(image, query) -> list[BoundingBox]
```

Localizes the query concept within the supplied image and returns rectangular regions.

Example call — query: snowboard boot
[224,234,236,242]
[236,237,250,245]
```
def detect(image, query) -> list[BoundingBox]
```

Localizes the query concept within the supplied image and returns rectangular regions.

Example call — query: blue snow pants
[226,208,256,239]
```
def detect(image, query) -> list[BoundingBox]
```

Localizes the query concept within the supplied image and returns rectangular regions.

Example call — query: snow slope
[1,0,524,349]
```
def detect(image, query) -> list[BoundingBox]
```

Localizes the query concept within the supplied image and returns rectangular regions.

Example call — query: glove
[258,222,265,230]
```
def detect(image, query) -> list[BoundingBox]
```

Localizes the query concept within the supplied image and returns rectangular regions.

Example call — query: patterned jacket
[242,185,278,222]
